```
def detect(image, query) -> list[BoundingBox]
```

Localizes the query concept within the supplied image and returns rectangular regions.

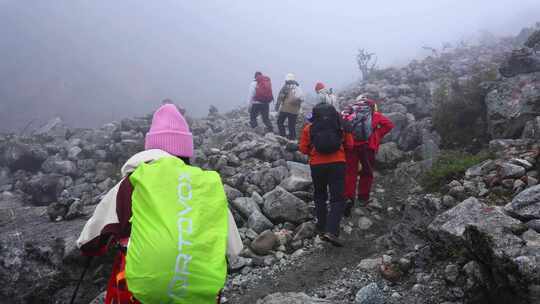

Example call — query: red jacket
[342,112,394,152]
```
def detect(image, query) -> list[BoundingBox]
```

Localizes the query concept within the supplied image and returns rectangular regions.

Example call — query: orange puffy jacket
[299,123,346,165]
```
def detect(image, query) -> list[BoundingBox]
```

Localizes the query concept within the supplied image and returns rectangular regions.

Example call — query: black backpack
[310,103,343,154]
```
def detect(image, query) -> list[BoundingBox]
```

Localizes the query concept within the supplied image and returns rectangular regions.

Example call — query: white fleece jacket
[77,149,243,258]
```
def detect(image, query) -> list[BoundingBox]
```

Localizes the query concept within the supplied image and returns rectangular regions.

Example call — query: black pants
[277,112,298,140]
[249,103,273,131]
[310,162,346,235]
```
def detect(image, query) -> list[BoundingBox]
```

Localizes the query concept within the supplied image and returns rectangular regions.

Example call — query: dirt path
[225,171,409,303]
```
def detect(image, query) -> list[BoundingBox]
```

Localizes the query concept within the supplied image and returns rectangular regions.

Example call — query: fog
[1,0,539,131]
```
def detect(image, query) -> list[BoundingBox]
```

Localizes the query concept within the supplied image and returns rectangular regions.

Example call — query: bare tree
[356,48,378,80]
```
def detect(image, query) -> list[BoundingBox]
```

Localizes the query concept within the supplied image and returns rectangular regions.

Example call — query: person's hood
[120,149,174,177]
[285,80,299,86]
[318,88,330,95]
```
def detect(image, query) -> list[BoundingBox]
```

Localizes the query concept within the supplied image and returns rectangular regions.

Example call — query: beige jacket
[77,149,243,258]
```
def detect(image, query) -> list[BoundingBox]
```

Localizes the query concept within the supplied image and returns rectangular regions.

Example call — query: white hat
[285,73,296,81]
[356,94,368,102]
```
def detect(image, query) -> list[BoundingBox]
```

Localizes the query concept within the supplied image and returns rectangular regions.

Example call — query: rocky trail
[2,24,540,304]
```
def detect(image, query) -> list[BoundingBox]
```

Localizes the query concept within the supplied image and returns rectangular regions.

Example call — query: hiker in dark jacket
[247,71,274,132]
[299,102,348,247]
[275,73,304,140]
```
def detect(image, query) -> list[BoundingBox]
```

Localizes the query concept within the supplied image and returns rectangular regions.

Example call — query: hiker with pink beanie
[77,104,243,303]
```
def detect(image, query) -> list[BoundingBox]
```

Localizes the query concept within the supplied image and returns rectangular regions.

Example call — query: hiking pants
[310,162,346,235]
[277,111,298,140]
[249,103,273,131]
[344,144,375,201]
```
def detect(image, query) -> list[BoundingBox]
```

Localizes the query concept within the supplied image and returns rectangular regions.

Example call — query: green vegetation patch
[420,150,493,192]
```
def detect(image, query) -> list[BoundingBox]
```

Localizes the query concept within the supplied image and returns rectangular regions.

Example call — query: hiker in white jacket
[77,104,242,303]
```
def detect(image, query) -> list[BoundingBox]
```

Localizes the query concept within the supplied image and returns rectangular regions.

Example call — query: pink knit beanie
[145,104,193,157]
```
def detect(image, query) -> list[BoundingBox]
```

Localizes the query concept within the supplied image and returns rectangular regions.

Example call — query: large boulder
[21,174,66,206]
[382,112,409,144]
[505,184,540,221]
[33,117,68,140]
[280,162,312,193]
[375,142,405,168]
[250,230,278,255]
[1,142,48,172]
[231,197,260,218]
[42,156,78,177]
[485,72,540,139]
[429,197,540,304]
[263,186,311,224]
[499,51,540,77]
[247,211,274,233]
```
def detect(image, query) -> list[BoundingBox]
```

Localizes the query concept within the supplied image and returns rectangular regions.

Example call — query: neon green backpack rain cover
[125,157,228,303]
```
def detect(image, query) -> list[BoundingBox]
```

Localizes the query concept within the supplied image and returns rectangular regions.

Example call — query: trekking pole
[70,256,93,304]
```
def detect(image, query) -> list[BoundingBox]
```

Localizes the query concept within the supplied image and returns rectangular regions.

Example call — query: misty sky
[1,0,539,131]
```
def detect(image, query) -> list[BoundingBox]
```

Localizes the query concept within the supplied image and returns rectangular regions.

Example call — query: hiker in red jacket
[247,71,274,132]
[341,95,394,216]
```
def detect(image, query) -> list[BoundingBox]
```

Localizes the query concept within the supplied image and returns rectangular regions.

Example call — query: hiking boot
[344,199,353,218]
[322,233,344,247]
[357,198,371,207]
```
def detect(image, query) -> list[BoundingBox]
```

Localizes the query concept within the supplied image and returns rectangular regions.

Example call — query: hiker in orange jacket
[299,102,348,246]
[341,95,394,216]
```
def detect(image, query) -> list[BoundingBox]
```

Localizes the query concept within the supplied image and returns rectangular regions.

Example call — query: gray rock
[358,217,374,230]
[444,264,460,283]
[232,197,260,218]
[522,116,540,140]
[465,160,496,178]
[375,142,404,167]
[22,174,64,205]
[224,184,242,202]
[47,202,68,221]
[463,260,483,284]
[499,52,540,77]
[280,175,312,192]
[250,230,278,255]
[287,161,311,179]
[498,162,526,179]
[293,222,316,241]
[263,187,311,224]
[256,292,329,304]
[521,229,540,247]
[358,258,381,271]
[42,157,78,176]
[510,158,534,170]
[485,72,540,139]
[2,142,48,172]
[65,199,84,220]
[383,112,409,144]
[247,211,274,234]
[354,283,384,304]
[526,219,540,233]
[33,117,68,139]
[251,191,264,206]
[505,184,540,220]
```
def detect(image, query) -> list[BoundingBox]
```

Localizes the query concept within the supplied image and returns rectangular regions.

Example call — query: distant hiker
[77,104,243,304]
[275,73,304,140]
[315,82,338,107]
[247,71,274,132]
[341,95,394,216]
[299,102,347,247]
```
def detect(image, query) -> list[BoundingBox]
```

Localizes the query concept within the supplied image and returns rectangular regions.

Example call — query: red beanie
[315,82,325,92]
